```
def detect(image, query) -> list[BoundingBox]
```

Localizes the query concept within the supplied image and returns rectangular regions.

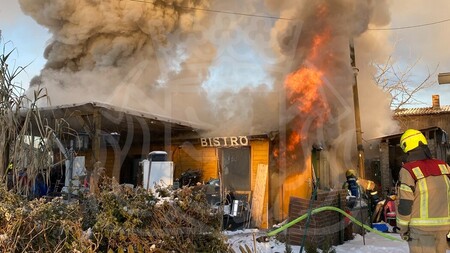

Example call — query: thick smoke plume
[20,0,399,181]
[264,0,398,185]
[19,0,215,124]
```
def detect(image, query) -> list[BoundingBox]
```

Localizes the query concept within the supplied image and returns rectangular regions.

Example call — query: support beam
[92,109,101,165]
[349,38,365,179]
[90,109,102,195]
[75,114,94,139]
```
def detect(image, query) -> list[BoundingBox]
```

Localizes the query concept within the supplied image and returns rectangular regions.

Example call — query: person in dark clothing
[342,169,362,240]
[34,173,48,198]
[343,169,360,198]
[49,164,64,194]
[6,163,14,191]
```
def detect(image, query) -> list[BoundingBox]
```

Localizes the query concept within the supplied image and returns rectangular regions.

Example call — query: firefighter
[342,169,361,240]
[343,169,361,198]
[396,129,450,253]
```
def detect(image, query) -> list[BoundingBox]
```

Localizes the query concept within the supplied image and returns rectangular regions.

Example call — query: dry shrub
[1,179,229,252]
[88,180,228,252]
[1,37,228,252]
[0,182,97,252]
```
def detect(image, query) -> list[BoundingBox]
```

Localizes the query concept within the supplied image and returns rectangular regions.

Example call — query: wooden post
[349,38,365,179]
[90,108,102,195]
[93,108,101,163]
[251,164,268,228]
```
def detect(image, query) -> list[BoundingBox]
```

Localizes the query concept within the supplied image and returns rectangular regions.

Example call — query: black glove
[393,226,400,233]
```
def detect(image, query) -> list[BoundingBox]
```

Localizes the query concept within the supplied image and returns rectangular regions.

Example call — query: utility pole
[349,38,365,179]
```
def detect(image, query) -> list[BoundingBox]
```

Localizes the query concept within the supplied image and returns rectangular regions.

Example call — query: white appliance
[141,151,174,192]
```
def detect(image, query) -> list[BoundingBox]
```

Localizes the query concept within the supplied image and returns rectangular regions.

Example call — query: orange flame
[310,30,330,59]
[287,131,301,152]
[273,148,279,158]
[283,28,331,160]
[285,67,324,114]
[275,1,333,220]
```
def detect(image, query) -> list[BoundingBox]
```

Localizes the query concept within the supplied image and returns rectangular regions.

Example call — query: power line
[127,0,295,21]
[128,0,450,30]
[369,17,450,31]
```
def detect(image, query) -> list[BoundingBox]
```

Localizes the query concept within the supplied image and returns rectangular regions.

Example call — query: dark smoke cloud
[265,0,398,184]
[19,0,399,175]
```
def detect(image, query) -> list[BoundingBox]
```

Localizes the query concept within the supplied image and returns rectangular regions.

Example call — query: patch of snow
[224,229,409,253]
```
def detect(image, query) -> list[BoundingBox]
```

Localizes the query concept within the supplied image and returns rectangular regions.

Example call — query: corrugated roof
[394,105,450,116]
[378,126,444,141]
[21,102,211,141]
[35,101,212,130]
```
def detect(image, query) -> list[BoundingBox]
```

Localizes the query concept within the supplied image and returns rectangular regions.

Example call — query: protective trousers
[407,228,450,253]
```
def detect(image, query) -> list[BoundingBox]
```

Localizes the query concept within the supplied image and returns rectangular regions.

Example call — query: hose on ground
[266,205,402,242]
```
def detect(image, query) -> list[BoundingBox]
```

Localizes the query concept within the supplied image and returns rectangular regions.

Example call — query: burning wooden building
[24,101,345,229]
[16,1,401,246]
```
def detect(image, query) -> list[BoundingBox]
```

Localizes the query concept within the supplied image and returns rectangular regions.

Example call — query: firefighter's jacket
[396,159,450,234]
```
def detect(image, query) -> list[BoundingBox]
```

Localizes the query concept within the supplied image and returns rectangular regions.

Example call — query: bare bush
[1,179,229,252]
[1,35,55,198]
[0,182,98,252]
[88,179,228,252]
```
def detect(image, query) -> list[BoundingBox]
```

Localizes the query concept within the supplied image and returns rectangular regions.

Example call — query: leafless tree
[373,55,438,110]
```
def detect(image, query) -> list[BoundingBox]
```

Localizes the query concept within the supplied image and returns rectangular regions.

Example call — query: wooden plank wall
[94,139,271,228]
[172,140,270,228]
[173,146,218,183]
[250,140,269,228]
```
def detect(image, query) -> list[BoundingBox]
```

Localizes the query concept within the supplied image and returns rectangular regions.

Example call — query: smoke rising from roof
[263,0,398,180]
[20,0,399,172]
[20,0,216,123]
[20,0,208,71]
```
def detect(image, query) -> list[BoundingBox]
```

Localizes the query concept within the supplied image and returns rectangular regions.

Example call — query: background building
[365,95,450,195]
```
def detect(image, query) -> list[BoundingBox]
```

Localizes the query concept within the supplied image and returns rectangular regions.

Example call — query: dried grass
[0,180,229,252]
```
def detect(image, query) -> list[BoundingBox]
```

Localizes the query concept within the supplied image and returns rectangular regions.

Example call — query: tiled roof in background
[394,105,450,116]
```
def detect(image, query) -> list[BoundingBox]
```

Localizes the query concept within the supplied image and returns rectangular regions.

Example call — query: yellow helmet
[400,129,427,153]
[346,169,357,178]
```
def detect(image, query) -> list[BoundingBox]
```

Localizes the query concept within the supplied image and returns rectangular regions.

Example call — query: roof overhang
[375,126,445,142]
[24,102,209,142]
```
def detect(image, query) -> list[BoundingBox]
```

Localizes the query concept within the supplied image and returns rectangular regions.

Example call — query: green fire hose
[267,206,402,242]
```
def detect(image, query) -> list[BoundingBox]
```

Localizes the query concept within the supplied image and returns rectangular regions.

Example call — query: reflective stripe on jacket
[396,159,450,234]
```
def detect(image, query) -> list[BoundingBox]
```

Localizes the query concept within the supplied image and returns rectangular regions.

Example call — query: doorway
[219,147,251,192]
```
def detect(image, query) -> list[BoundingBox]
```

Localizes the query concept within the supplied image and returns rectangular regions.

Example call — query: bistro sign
[200,136,249,147]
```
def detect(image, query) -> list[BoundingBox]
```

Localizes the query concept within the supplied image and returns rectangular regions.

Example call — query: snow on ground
[225,229,409,253]
[333,233,407,253]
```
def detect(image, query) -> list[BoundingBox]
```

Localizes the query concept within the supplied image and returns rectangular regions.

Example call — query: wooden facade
[172,138,271,228]
[33,102,281,228]
[31,102,333,229]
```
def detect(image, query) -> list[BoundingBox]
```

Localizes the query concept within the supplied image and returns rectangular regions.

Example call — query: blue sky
[1,0,450,107]
[1,1,49,89]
